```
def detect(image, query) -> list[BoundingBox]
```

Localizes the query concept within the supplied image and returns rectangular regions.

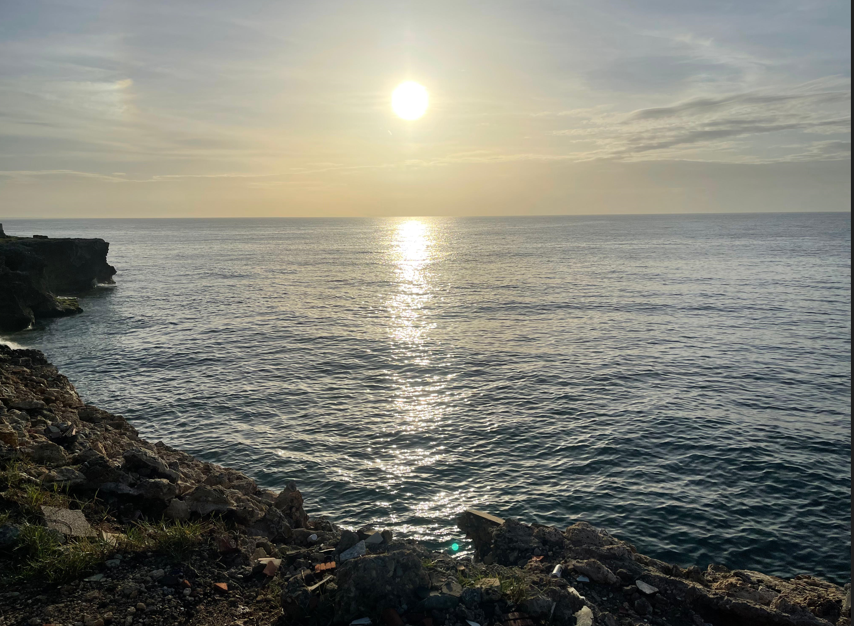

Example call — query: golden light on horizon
[392,81,429,120]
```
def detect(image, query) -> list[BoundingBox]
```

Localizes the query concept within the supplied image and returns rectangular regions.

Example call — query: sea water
[2,213,850,582]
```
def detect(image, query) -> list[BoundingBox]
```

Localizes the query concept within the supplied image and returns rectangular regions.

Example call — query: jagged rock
[0,425,18,447]
[245,505,293,542]
[335,551,430,623]
[164,499,190,521]
[338,529,360,552]
[457,508,504,560]
[273,481,309,528]
[25,441,68,465]
[123,448,179,482]
[490,518,538,566]
[44,466,86,489]
[137,477,179,501]
[184,485,232,516]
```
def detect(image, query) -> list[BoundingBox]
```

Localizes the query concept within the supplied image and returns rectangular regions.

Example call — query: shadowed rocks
[0,225,116,331]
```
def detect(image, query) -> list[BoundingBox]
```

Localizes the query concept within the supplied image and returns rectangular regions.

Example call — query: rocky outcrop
[0,224,116,331]
[0,346,849,626]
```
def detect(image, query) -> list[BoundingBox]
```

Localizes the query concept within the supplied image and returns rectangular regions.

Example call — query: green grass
[124,519,208,560]
[12,524,110,584]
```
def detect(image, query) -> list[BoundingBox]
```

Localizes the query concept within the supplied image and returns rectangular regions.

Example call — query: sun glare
[392,81,429,121]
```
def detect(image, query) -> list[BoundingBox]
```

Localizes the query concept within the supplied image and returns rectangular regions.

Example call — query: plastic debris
[213,582,228,593]
[576,575,590,583]
[350,619,372,625]
[550,563,564,578]
[308,533,318,543]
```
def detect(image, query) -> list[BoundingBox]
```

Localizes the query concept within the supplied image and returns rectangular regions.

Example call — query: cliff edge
[0,224,116,331]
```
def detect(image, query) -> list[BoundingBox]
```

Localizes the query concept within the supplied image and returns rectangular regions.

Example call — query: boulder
[273,481,309,528]
[335,551,430,623]
[164,499,190,521]
[123,448,179,482]
[25,441,68,465]
[245,505,293,542]
[44,466,86,489]
[184,485,232,516]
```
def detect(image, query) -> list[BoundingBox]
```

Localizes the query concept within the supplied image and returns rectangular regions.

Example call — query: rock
[365,531,385,546]
[338,530,360,552]
[44,466,86,489]
[10,399,47,411]
[335,551,430,623]
[340,540,367,562]
[122,448,178,482]
[457,508,505,560]
[0,524,21,548]
[273,481,309,528]
[0,235,115,331]
[381,529,393,544]
[25,441,68,465]
[572,559,619,585]
[565,522,605,547]
[164,499,190,521]
[460,587,482,608]
[183,485,231,516]
[245,505,292,542]
[136,478,178,501]
[634,597,653,615]
[844,587,851,617]
[0,424,19,447]
[422,592,459,610]
[41,506,95,537]
[574,606,595,626]
[521,596,556,617]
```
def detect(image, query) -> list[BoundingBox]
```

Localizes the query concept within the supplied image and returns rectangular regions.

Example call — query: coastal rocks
[122,448,179,482]
[457,508,505,561]
[164,498,190,520]
[245,503,293,542]
[335,551,430,623]
[0,230,115,331]
[24,441,68,465]
[184,485,232,516]
[273,481,309,528]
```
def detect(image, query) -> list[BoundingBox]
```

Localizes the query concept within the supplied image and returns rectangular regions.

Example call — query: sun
[392,81,429,121]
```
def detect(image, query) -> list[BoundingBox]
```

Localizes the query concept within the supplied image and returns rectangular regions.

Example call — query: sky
[0,0,850,217]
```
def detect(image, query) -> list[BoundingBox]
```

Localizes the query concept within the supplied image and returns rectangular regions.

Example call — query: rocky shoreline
[0,345,849,626]
[0,225,116,332]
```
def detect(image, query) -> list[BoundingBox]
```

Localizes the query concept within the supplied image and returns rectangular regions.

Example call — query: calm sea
[2,214,850,582]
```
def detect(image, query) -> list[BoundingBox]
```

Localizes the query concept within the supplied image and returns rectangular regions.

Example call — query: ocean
[2,213,850,582]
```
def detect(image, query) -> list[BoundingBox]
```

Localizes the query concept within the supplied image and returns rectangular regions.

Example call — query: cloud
[550,79,851,163]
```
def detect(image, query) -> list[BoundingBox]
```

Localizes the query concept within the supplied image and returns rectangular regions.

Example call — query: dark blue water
[2,214,850,582]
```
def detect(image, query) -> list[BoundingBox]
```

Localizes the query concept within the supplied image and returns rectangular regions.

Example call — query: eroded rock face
[0,232,116,331]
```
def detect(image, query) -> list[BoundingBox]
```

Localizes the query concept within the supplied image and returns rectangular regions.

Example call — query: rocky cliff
[0,224,116,331]
[0,345,849,626]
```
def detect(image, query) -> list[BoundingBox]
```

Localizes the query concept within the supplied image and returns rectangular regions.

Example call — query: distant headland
[0,224,116,332]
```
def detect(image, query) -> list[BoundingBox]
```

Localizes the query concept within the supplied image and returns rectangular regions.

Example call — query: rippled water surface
[3,214,850,582]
